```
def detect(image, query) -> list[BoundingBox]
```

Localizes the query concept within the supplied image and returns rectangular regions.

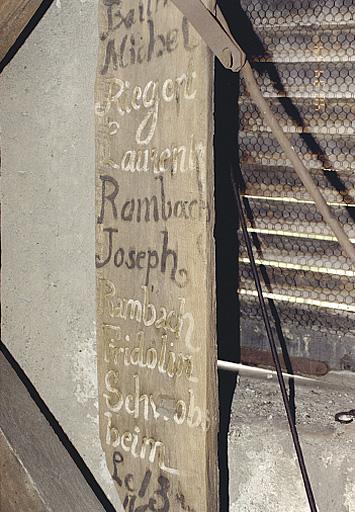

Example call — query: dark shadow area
[214,66,240,510]
[0,340,116,512]
[214,2,245,509]
[214,3,274,508]
[214,39,240,512]
[0,0,55,74]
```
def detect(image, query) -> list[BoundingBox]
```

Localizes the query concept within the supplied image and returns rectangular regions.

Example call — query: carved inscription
[96,1,218,510]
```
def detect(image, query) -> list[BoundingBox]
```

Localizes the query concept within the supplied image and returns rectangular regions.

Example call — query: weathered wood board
[0,350,109,512]
[95,1,218,510]
[0,0,43,63]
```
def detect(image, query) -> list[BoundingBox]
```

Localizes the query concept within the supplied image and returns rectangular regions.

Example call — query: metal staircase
[238,0,355,372]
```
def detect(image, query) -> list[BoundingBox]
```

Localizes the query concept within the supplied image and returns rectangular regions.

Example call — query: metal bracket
[172,0,246,71]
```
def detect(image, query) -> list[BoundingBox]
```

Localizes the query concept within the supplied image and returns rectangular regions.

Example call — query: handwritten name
[96,70,197,145]
[100,281,200,353]
[96,229,188,288]
[104,326,196,382]
[97,174,210,225]
[102,137,206,177]
[101,0,169,41]
[105,414,179,476]
[104,371,211,431]
[100,9,198,73]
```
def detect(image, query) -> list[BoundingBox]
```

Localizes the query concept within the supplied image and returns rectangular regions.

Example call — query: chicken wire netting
[237,0,355,370]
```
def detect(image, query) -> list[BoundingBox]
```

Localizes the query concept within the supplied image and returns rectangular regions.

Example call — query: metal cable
[230,170,319,512]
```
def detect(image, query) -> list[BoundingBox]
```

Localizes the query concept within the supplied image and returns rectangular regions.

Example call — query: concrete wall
[1,1,120,508]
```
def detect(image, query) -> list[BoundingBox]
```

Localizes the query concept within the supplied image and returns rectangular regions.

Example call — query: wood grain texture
[0,430,47,512]
[95,1,219,510]
[0,0,43,62]
[0,351,108,512]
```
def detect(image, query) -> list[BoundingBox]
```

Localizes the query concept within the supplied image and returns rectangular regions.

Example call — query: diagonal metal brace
[172,0,355,265]
[172,0,246,71]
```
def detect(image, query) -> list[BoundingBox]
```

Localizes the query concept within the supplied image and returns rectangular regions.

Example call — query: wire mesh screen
[238,0,355,372]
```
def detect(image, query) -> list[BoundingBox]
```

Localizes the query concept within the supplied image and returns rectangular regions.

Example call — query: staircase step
[250,26,355,63]
[236,0,354,367]
[242,196,355,238]
[240,0,354,29]
[239,261,354,309]
[239,97,355,136]
[240,61,355,99]
[238,230,354,271]
[240,164,355,205]
[239,130,354,170]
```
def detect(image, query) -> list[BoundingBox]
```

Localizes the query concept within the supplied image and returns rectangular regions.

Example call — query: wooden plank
[95,1,219,510]
[0,430,47,512]
[0,350,111,512]
[0,1,43,63]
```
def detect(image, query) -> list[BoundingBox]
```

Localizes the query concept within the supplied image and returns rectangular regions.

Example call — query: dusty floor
[229,372,355,511]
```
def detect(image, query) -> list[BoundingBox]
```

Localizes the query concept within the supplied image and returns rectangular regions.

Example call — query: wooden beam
[0,349,113,512]
[0,0,44,63]
[95,1,219,510]
[0,430,48,512]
